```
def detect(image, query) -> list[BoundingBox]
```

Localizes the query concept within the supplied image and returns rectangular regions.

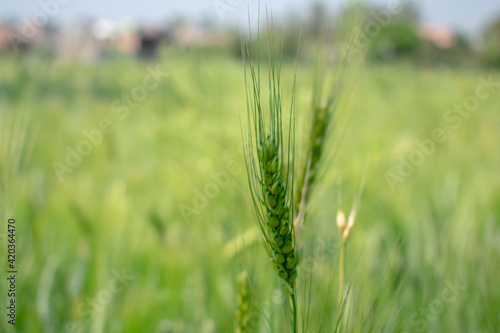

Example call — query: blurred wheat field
[1,48,500,332]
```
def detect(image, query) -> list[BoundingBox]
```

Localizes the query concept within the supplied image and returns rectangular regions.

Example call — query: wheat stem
[290,291,297,333]
[339,237,346,307]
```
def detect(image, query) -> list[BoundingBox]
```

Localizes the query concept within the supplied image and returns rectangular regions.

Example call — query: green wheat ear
[235,271,251,333]
[241,18,299,295]
[294,103,330,211]
[294,7,366,220]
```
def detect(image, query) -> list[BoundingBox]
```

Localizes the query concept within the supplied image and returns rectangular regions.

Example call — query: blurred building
[0,17,234,61]
[173,24,232,48]
[137,27,163,59]
[116,28,140,55]
[0,20,46,53]
[0,22,16,51]
[419,24,456,49]
[56,23,102,61]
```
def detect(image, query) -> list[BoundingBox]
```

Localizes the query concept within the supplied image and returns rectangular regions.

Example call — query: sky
[2,0,500,37]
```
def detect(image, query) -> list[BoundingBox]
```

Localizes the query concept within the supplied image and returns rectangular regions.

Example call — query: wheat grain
[336,209,347,232]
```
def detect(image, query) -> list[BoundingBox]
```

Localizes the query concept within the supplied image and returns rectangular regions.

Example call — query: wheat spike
[241,16,298,294]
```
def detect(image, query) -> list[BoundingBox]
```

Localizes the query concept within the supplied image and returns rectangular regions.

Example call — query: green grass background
[0,48,499,332]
